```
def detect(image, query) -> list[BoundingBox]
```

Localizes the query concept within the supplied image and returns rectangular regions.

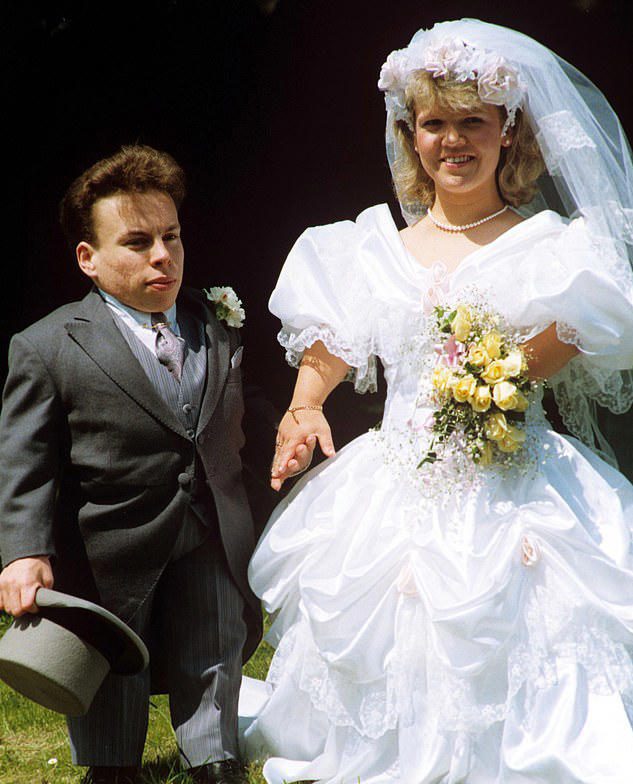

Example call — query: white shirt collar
[99,290,178,330]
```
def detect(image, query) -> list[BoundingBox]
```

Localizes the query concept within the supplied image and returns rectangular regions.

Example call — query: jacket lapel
[185,290,230,434]
[64,290,188,437]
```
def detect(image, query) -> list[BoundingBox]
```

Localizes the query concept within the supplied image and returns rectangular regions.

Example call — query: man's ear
[77,242,97,279]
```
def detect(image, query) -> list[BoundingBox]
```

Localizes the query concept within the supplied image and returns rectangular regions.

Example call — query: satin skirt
[241,430,633,783]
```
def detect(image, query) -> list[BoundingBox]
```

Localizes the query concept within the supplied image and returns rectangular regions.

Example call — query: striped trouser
[67,525,247,768]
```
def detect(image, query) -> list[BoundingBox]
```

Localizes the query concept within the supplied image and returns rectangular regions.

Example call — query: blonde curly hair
[391,71,545,213]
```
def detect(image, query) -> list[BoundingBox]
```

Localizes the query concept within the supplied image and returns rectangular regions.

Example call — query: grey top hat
[0,588,149,716]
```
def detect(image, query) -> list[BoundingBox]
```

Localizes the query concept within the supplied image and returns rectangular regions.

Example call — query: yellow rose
[466,344,490,368]
[502,349,525,378]
[477,440,495,467]
[514,390,530,413]
[452,374,477,403]
[470,384,492,412]
[484,411,509,441]
[482,330,503,359]
[497,424,527,453]
[492,381,519,411]
[432,366,454,395]
[480,360,507,385]
[451,306,472,342]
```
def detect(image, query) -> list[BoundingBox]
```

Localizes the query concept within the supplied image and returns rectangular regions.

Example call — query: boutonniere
[204,286,245,328]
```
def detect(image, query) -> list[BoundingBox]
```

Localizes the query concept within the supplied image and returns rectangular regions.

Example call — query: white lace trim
[277,325,378,394]
[265,568,633,741]
[551,323,633,463]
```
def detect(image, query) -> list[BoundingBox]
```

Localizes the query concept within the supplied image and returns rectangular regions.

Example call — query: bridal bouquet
[421,304,531,468]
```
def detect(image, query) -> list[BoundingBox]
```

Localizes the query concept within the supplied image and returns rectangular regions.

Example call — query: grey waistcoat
[114,311,217,554]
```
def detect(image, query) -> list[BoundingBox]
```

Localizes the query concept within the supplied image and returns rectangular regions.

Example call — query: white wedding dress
[241,204,633,783]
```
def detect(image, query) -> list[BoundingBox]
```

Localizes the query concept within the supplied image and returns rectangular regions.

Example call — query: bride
[243,19,633,784]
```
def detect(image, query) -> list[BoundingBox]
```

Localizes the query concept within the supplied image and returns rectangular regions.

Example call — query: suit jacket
[0,287,262,660]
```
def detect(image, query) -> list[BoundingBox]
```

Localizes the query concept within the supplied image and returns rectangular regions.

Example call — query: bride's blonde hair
[392,71,545,210]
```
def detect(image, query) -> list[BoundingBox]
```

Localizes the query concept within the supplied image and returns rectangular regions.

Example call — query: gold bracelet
[287,404,323,424]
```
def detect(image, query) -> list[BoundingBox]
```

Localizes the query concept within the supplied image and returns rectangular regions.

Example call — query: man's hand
[272,409,334,491]
[0,556,54,617]
[271,434,318,491]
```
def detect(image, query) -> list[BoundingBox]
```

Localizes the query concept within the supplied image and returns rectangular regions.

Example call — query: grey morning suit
[0,287,261,766]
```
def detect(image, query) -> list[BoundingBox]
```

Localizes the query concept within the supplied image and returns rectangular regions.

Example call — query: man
[0,145,303,784]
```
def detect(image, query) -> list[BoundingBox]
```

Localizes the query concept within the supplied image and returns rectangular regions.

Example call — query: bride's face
[413,102,507,200]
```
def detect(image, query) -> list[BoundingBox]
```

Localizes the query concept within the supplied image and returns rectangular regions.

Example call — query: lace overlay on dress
[265,564,633,745]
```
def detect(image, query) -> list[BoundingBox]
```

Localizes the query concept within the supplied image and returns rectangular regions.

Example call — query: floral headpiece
[378,37,526,135]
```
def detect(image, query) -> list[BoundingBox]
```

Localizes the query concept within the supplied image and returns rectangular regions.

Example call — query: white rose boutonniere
[204,286,245,328]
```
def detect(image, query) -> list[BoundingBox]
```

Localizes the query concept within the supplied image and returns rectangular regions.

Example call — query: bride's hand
[271,409,335,491]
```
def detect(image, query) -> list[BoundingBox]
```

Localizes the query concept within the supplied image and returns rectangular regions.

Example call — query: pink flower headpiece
[378,37,526,135]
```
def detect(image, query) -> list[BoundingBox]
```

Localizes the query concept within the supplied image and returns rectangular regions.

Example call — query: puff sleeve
[509,219,633,368]
[503,218,633,454]
[269,217,378,393]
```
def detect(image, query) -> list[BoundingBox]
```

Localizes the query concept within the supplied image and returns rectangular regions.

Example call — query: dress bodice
[270,203,633,458]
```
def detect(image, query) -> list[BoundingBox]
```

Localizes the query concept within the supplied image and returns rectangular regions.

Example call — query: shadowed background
[3,0,633,472]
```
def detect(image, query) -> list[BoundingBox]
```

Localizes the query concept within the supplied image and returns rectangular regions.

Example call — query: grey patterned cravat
[151,312,185,382]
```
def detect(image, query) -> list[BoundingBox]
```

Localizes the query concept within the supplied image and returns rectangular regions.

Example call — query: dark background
[3,0,633,458]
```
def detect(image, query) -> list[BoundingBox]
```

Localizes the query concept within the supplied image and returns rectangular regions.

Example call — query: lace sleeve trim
[277,325,378,394]
[549,321,633,463]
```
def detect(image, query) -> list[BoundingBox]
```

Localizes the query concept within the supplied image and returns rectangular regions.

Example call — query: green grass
[0,612,274,784]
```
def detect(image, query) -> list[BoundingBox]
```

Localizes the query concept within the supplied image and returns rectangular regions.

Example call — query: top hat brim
[34,588,149,675]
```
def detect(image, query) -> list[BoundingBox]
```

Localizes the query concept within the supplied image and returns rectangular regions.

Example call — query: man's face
[77,190,184,313]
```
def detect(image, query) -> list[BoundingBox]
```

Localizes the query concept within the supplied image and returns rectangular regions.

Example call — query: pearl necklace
[427,204,509,232]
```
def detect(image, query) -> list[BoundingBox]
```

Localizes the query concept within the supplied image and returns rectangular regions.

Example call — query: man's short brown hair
[60,145,186,248]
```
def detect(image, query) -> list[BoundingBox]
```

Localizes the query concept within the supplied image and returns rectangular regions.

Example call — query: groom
[0,145,290,784]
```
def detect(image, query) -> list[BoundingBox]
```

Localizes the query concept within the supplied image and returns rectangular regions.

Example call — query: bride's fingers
[304,434,317,451]
[316,429,336,457]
